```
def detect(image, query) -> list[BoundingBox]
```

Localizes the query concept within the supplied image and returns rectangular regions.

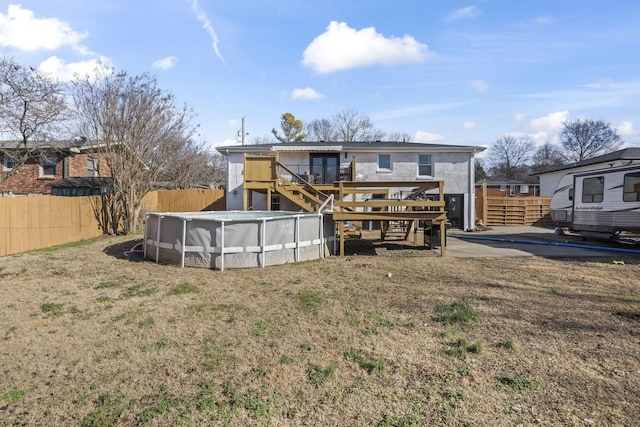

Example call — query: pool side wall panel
[144,212,334,270]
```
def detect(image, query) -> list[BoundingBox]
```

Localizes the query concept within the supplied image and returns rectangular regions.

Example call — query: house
[532,147,640,197]
[0,139,108,196]
[475,178,540,197]
[51,177,114,196]
[217,141,485,231]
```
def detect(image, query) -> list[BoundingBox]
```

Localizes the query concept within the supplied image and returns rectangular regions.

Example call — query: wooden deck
[242,154,448,256]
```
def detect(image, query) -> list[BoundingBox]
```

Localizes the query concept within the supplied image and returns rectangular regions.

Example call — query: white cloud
[414,131,444,143]
[0,4,90,54]
[302,21,431,74]
[471,79,489,92]
[529,131,551,145]
[513,113,527,122]
[445,6,481,22]
[186,0,225,64]
[291,87,324,100]
[38,56,113,81]
[212,138,241,148]
[463,120,478,129]
[616,121,637,137]
[152,56,178,70]
[528,110,570,133]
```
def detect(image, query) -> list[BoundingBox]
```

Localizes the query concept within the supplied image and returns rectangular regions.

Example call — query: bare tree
[306,118,336,141]
[559,118,622,163]
[250,134,277,145]
[73,70,198,234]
[332,109,385,142]
[159,140,218,189]
[531,142,565,173]
[488,135,535,179]
[210,152,227,188]
[387,132,412,142]
[0,56,69,182]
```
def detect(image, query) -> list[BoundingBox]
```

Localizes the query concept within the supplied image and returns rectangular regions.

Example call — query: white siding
[223,149,478,230]
[226,153,244,210]
[539,160,640,196]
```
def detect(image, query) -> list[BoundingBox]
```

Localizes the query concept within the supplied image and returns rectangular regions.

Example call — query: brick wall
[67,153,111,177]
[0,155,61,195]
[475,185,540,198]
[1,152,111,195]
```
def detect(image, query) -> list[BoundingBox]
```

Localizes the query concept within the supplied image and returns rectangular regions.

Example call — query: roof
[475,178,539,186]
[217,141,486,155]
[51,177,114,188]
[531,147,640,176]
[0,138,104,154]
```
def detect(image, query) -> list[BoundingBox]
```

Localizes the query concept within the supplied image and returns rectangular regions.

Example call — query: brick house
[475,178,540,197]
[0,139,109,196]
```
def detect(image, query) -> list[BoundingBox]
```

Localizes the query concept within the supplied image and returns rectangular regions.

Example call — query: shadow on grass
[343,237,434,256]
[103,238,146,262]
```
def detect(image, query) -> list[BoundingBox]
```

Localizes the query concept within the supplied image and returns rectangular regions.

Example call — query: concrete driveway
[446,226,640,259]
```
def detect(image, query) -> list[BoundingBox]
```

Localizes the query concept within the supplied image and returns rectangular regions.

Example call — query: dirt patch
[0,234,639,426]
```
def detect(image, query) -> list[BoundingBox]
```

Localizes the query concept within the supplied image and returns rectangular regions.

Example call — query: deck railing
[276,164,352,184]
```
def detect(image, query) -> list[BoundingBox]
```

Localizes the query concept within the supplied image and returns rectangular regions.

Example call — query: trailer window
[623,172,640,202]
[582,176,604,203]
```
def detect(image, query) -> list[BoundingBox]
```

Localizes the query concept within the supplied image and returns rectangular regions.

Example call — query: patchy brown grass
[0,234,639,426]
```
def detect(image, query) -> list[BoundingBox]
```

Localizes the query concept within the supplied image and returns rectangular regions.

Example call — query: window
[582,176,604,203]
[378,154,391,170]
[499,185,507,192]
[40,154,57,178]
[3,155,17,171]
[418,154,432,176]
[520,184,529,194]
[623,172,640,202]
[87,158,99,177]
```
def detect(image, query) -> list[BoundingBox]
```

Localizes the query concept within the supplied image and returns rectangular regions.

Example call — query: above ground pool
[144,211,335,270]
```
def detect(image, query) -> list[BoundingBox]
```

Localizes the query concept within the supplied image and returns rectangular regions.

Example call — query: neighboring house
[51,177,114,196]
[0,139,108,196]
[217,141,485,231]
[532,147,640,196]
[475,178,540,197]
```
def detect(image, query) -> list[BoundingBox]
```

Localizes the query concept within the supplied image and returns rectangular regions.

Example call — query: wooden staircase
[275,165,330,212]
[243,154,448,256]
[381,220,413,240]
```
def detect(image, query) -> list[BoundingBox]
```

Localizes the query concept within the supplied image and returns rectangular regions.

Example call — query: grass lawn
[1,234,639,426]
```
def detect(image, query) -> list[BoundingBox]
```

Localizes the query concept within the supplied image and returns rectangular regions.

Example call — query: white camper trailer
[549,173,575,227]
[550,165,640,237]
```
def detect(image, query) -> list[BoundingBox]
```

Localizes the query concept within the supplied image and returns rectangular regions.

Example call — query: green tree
[272,112,306,142]
[475,159,488,181]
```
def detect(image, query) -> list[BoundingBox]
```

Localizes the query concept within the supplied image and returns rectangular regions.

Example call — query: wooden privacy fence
[0,189,225,257]
[142,188,226,213]
[476,196,551,226]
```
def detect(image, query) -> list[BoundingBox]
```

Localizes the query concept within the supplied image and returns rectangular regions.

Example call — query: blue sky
[2,1,640,155]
